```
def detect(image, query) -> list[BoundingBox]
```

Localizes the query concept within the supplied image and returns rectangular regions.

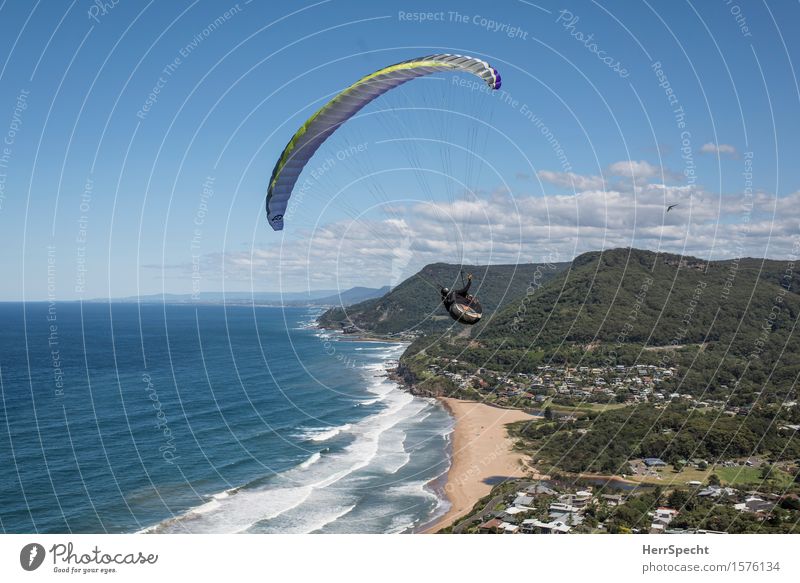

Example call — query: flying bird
[666,203,679,213]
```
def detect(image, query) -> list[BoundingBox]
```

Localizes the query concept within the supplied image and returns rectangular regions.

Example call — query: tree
[780,496,800,511]
[668,489,689,509]
[544,406,553,420]
[708,473,721,486]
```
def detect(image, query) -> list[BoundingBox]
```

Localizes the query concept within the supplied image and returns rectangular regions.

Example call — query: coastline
[314,317,541,533]
[421,397,540,533]
[140,314,429,534]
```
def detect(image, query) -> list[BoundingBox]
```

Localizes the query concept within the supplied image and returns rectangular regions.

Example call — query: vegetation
[510,402,800,476]
[318,260,567,335]
[320,248,799,510]
[602,489,800,534]
[446,475,800,534]
[402,248,800,404]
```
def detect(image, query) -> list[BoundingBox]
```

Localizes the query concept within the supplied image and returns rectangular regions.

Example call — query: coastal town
[396,358,800,535]
[421,359,793,417]
[428,360,680,403]
[443,477,800,535]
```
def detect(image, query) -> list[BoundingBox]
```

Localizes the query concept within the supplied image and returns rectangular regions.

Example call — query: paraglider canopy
[265,54,501,231]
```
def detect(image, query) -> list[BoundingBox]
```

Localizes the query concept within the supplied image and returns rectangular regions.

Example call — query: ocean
[0,303,452,534]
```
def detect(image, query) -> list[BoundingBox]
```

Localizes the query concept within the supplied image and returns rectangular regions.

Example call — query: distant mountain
[406,248,800,402]
[300,286,392,307]
[95,286,389,306]
[318,261,569,334]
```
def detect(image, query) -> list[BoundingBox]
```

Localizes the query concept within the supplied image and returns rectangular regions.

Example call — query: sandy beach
[423,398,539,533]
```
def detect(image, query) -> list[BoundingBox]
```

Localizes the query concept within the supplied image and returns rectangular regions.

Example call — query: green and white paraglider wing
[265,54,501,231]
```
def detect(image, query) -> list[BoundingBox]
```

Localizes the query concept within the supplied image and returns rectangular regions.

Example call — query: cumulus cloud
[699,142,738,157]
[606,160,685,184]
[540,161,681,192]
[607,160,663,179]
[149,168,798,292]
[537,170,605,191]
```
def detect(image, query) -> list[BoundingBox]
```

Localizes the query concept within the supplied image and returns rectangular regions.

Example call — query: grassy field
[541,399,630,414]
[628,463,794,488]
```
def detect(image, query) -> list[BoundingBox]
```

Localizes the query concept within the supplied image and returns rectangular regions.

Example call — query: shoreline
[314,314,541,534]
[420,397,540,533]
[314,320,414,343]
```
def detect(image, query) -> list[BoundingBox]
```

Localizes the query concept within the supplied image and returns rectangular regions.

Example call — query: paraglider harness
[441,272,483,325]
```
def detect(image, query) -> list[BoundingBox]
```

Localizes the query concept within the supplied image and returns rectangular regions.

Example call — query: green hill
[318,260,568,335]
[405,248,800,403]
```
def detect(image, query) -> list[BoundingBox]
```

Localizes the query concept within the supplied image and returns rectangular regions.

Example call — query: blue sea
[0,303,452,533]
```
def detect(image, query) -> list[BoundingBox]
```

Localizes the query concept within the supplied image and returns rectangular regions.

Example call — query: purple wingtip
[492,68,502,90]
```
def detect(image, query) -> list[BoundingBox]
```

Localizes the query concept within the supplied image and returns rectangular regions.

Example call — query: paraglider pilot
[440,273,482,325]
[441,273,473,310]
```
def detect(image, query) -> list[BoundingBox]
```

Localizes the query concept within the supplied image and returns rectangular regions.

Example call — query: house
[513,495,534,507]
[697,486,737,498]
[550,512,584,527]
[655,507,679,522]
[549,502,579,514]
[734,497,775,514]
[499,521,519,534]
[503,506,531,521]
[745,490,778,501]
[643,458,667,468]
[600,494,624,507]
[697,486,719,497]
[525,483,557,497]
[478,518,504,533]
[521,518,572,534]
[649,508,678,533]
[558,492,592,509]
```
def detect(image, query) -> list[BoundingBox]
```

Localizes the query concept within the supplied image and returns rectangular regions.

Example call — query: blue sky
[0,0,798,300]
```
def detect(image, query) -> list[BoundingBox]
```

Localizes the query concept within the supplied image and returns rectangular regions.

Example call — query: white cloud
[608,160,663,180]
[541,161,682,192]
[149,170,799,292]
[699,142,738,157]
[537,170,605,191]
[608,160,680,184]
